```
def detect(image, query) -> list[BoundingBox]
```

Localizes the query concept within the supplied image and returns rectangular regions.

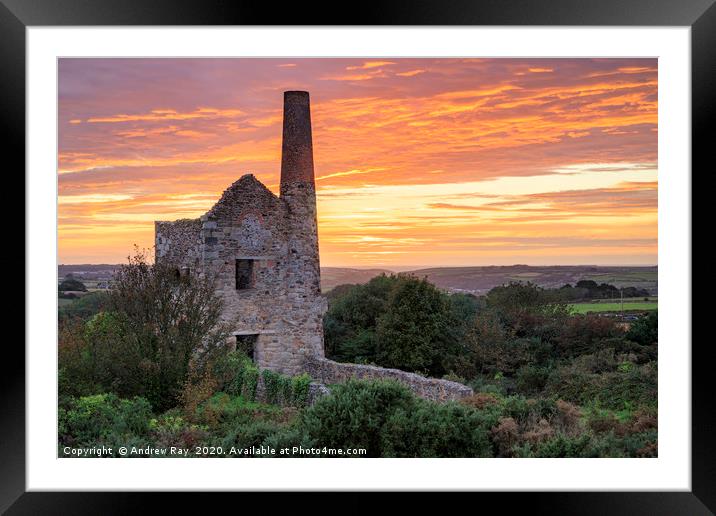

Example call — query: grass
[582,297,657,303]
[58,297,75,307]
[582,271,658,284]
[570,301,657,314]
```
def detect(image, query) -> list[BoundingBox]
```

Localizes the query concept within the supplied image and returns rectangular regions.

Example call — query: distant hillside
[58,264,119,280]
[400,265,658,295]
[60,264,657,295]
[321,267,393,291]
[321,265,657,295]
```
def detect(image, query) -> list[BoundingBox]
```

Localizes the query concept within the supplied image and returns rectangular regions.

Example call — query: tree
[485,281,570,338]
[59,276,87,292]
[462,282,571,377]
[323,274,400,362]
[71,250,229,410]
[374,275,458,375]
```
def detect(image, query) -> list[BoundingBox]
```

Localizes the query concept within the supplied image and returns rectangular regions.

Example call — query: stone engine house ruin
[156,91,471,401]
[156,91,325,376]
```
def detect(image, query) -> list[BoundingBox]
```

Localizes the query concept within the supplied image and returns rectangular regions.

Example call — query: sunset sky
[58,58,657,267]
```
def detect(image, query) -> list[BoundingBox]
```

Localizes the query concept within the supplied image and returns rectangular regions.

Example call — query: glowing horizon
[58,58,657,267]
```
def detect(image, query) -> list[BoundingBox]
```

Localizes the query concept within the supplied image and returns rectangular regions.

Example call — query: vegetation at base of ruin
[59,249,230,412]
[58,265,657,457]
[58,378,657,458]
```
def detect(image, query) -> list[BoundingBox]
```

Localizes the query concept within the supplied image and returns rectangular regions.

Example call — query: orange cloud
[58,58,658,266]
[396,69,426,77]
[346,61,396,70]
[85,107,244,123]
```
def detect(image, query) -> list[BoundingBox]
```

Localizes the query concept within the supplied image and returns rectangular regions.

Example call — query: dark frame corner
[3,0,712,513]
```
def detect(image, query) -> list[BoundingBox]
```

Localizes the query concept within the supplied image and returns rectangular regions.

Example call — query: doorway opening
[235,334,259,361]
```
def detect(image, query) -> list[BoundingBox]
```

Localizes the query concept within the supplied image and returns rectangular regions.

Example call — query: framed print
[3,0,712,512]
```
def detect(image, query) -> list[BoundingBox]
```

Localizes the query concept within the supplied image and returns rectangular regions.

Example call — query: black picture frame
[2,0,711,512]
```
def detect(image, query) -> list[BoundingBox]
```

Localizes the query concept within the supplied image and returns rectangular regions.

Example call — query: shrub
[532,434,594,458]
[631,411,658,433]
[626,311,658,345]
[59,393,153,446]
[150,412,208,451]
[210,420,286,456]
[554,400,582,435]
[571,348,619,374]
[262,369,283,405]
[554,314,622,357]
[522,418,555,446]
[301,379,416,457]
[596,363,658,410]
[544,360,657,411]
[259,369,313,407]
[491,417,520,457]
[584,428,658,458]
[261,426,316,456]
[211,352,311,407]
[242,363,260,401]
[195,393,284,427]
[485,282,570,339]
[487,397,584,457]
[179,365,219,424]
[442,371,467,384]
[212,351,251,395]
[291,373,312,407]
[515,364,552,394]
[500,396,558,427]
[58,318,103,398]
[461,392,500,410]
[381,401,494,457]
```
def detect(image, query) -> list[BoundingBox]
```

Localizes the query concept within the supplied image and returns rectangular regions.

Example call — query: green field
[570,300,658,314]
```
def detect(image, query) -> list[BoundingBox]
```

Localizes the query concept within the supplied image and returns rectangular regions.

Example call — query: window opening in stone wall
[235,259,255,289]
[236,334,258,361]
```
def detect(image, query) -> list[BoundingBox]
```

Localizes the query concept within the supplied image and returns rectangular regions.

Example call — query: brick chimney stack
[279,90,323,306]
[280,91,315,194]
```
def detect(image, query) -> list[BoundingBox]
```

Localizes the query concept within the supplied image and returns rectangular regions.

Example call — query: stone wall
[184,173,326,377]
[155,218,202,270]
[304,356,473,402]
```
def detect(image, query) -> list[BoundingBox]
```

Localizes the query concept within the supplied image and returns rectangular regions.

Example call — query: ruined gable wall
[200,175,312,375]
[155,218,202,269]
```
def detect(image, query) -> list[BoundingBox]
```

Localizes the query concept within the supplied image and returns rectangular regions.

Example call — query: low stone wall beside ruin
[304,356,473,403]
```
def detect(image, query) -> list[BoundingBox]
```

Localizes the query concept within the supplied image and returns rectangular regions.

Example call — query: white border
[27,27,690,491]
